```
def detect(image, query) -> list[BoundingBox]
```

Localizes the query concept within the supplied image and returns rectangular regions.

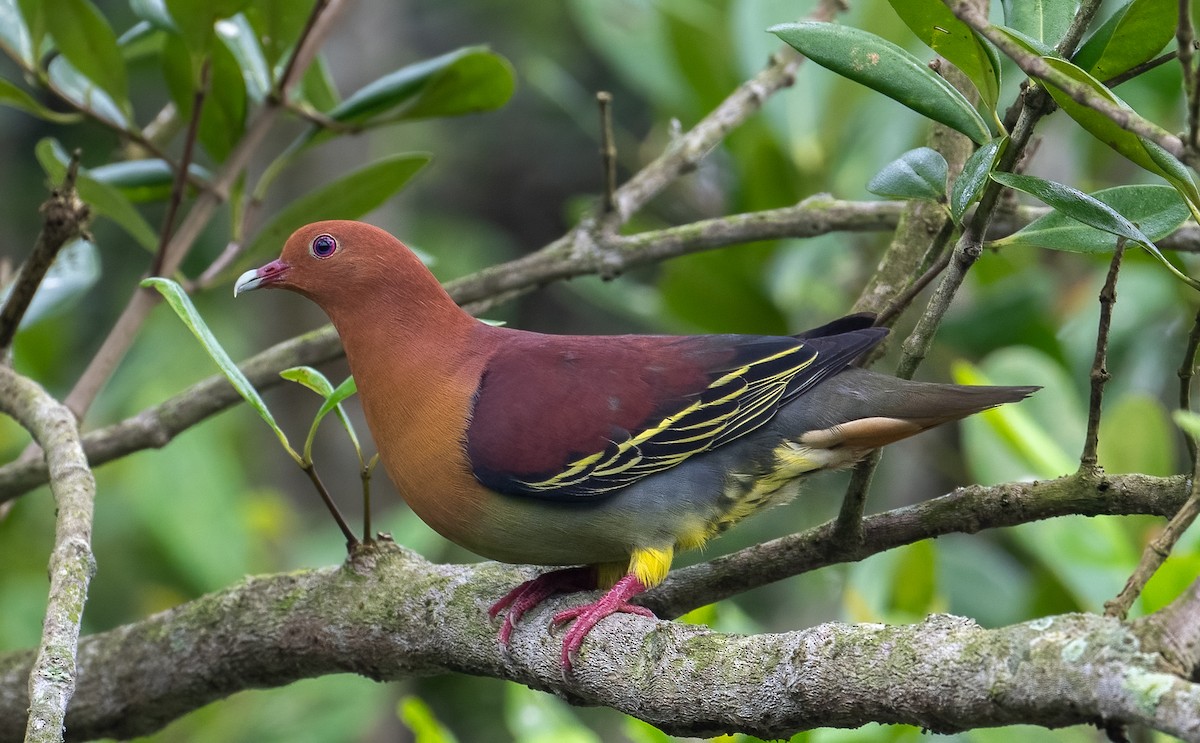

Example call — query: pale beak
[233,259,289,297]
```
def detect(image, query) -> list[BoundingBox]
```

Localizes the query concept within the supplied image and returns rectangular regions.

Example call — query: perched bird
[235,220,1036,667]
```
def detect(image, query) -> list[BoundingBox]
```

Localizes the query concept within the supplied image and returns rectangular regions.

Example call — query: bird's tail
[787,367,1038,451]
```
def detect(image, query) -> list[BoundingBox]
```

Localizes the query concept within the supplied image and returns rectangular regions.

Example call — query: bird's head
[234,220,442,317]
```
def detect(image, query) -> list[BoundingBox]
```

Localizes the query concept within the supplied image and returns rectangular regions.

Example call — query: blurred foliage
[0,0,1197,740]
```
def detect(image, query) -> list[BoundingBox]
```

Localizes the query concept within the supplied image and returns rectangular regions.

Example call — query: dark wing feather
[467,319,887,500]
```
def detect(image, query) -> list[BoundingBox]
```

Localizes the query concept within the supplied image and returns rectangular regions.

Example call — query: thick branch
[0,541,1196,742]
[0,367,96,742]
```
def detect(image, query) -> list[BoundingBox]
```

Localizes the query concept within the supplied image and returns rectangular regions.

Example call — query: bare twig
[1179,0,1198,149]
[597,91,617,214]
[150,58,210,278]
[872,219,957,327]
[1080,240,1125,471]
[1178,306,1200,463]
[0,367,96,742]
[0,154,89,355]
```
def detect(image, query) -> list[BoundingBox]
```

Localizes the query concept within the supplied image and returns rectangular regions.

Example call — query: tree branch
[0,537,1196,742]
[0,367,96,742]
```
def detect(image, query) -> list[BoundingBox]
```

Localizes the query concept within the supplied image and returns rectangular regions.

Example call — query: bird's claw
[489,567,595,646]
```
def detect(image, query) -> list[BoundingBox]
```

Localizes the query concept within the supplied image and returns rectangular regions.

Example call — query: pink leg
[489,566,596,646]
[552,574,655,669]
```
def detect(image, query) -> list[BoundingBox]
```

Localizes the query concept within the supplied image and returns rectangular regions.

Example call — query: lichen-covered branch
[0,367,96,743]
[0,537,1196,743]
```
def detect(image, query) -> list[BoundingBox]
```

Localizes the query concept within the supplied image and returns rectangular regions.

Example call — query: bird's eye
[311,234,337,259]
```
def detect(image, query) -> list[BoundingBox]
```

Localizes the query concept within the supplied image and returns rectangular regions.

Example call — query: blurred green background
[1,0,1196,740]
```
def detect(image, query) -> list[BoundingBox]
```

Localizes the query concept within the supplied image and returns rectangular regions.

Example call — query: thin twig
[597,91,617,214]
[873,220,957,327]
[0,153,89,355]
[0,366,96,742]
[1105,457,1200,618]
[301,463,358,550]
[150,58,210,278]
[1080,240,1125,472]
[1105,51,1178,89]
[1177,306,1200,464]
[274,0,330,100]
[832,450,879,547]
[1179,0,1198,149]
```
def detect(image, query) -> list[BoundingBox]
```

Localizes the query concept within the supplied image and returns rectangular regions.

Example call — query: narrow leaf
[0,78,81,123]
[1001,0,1078,46]
[0,239,99,329]
[770,22,992,144]
[1073,0,1174,81]
[243,0,311,70]
[867,147,948,202]
[88,159,212,203]
[300,54,340,111]
[162,34,246,161]
[1139,136,1200,223]
[281,367,362,466]
[142,277,301,463]
[217,14,270,101]
[991,184,1189,253]
[46,55,128,127]
[305,47,515,148]
[887,0,1000,112]
[951,137,1007,223]
[35,138,158,250]
[242,153,430,263]
[43,0,130,106]
[992,172,1200,289]
[0,0,33,65]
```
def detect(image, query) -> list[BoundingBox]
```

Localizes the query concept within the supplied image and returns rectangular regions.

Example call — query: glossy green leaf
[143,277,302,464]
[43,0,129,106]
[770,22,992,144]
[309,47,514,145]
[164,0,251,50]
[243,153,431,263]
[991,184,1189,253]
[0,78,81,123]
[117,20,163,62]
[951,137,1006,223]
[88,159,212,203]
[244,0,312,70]
[129,0,176,32]
[0,239,98,329]
[1039,57,1168,171]
[992,172,1200,289]
[990,23,1055,57]
[218,13,270,101]
[0,0,33,65]
[35,138,158,250]
[1174,410,1200,440]
[162,33,246,161]
[1001,0,1077,46]
[1073,0,1174,81]
[887,0,1000,112]
[301,53,339,111]
[866,147,948,202]
[46,56,128,127]
[1139,136,1200,222]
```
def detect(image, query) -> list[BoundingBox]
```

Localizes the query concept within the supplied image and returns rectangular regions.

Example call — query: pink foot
[489,566,595,646]
[552,574,655,669]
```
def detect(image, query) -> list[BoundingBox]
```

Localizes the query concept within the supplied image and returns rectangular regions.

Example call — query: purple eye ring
[311,233,337,259]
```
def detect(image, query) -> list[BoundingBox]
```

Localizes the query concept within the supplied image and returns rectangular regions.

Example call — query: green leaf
[887,0,1001,112]
[888,540,937,616]
[0,78,81,123]
[35,138,159,250]
[162,33,246,161]
[142,277,302,464]
[46,56,128,127]
[280,367,362,465]
[244,0,312,70]
[1072,0,1174,81]
[1001,0,1078,46]
[991,184,1189,253]
[0,239,98,329]
[1098,394,1175,476]
[0,0,33,65]
[305,46,515,147]
[88,159,212,203]
[990,23,1055,57]
[130,0,177,32]
[397,696,459,743]
[43,0,129,106]
[242,153,430,264]
[991,172,1200,289]
[217,13,270,101]
[866,147,948,202]
[300,54,339,111]
[1139,136,1200,223]
[770,21,992,145]
[951,137,1006,223]
[1174,410,1200,440]
[164,0,250,51]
